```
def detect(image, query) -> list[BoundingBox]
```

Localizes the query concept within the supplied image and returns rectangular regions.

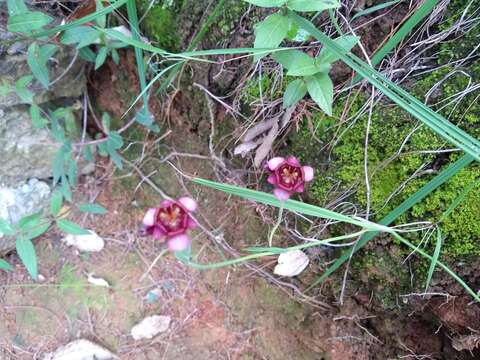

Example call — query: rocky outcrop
[0,4,86,254]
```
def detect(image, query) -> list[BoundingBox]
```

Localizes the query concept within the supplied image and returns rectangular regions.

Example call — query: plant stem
[268,206,284,247]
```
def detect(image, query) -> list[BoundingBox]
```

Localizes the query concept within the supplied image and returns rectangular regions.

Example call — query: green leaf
[101,112,111,133]
[8,11,53,33]
[83,145,94,163]
[351,0,402,21]
[318,35,359,64]
[253,13,289,61]
[27,42,49,88]
[0,80,11,97]
[24,221,51,241]
[78,203,108,215]
[56,219,90,235]
[16,237,38,279]
[283,79,307,108]
[174,244,192,262]
[95,0,106,28]
[306,72,333,115]
[286,0,340,11]
[67,156,78,187]
[425,228,442,292]
[272,50,328,76]
[15,75,34,103]
[79,47,97,63]
[107,148,123,169]
[0,218,15,236]
[18,213,41,230]
[107,131,123,149]
[244,0,286,7]
[50,191,63,216]
[0,259,13,272]
[95,46,109,70]
[52,147,66,186]
[30,105,48,129]
[39,44,57,60]
[60,26,99,48]
[7,0,28,16]
[111,48,120,64]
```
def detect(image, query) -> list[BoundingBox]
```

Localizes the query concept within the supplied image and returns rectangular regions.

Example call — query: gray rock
[0,179,51,254]
[0,107,61,186]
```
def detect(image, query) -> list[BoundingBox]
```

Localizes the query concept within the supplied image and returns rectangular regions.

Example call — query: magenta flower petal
[178,196,197,212]
[160,200,174,207]
[187,217,197,229]
[142,208,157,226]
[273,188,291,201]
[286,156,301,166]
[302,166,314,182]
[267,174,277,185]
[267,157,285,171]
[152,227,166,240]
[294,183,305,193]
[168,234,190,251]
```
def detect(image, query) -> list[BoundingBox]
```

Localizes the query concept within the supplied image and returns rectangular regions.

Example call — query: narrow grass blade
[291,13,480,162]
[438,178,480,223]
[425,228,442,292]
[351,0,439,83]
[0,259,13,271]
[306,154,474,290]
[351,0,403,21]
[126,0,149,121]
[193,178,384,230]
[32,0,128,39]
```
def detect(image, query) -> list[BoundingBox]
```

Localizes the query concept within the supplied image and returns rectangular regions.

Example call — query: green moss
[138,0,182,51]
[287,0,480,287]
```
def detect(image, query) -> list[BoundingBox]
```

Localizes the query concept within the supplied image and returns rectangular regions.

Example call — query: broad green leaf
[50,191,63,216]
[79,47,97,62]
[283,79,307,108]
[101,112,111,132]
[67,158,78,187]
[30,105,48,129]
[0,80,11,97]
[95,46,108,70]
[0,218,15,236]
[61,26,99,48]
[111,48,120,64]
[95,0,106,28]
[425,228,443,292]
[15,75,34,103]
[273,50,329,76]
[60,175,73,202]
[52,147,66,186]
[56,219,90,235]
[27,42,49,88]
[318,35,359,64]
[286,0,340,11]
[83,145,94,163]
[7,0,28,16]
[306,72,333,115]
[24,221,51,240]
[0,259,13,271]
[253,13,289,61]
[17,213,41,230]
[107,131,123,149]
[39,44,57,60]
[16,237,38,279]
[244,0,286,7]
[107,148,123,169]
[8,11,53,33]
[78,203,108,215]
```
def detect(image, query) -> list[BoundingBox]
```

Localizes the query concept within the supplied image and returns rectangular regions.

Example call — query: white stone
[131,315,171,340]
[43,339,118,360]
[87,274,110,288]
[63,231,104,252]
[273,250,309,277]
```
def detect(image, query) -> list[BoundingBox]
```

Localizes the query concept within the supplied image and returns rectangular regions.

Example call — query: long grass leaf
[290,12,480,162]
[425,228,442,292]
[306,154,474,290]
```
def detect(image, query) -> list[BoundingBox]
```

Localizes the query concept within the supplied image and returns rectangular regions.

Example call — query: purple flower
[142,197,197,251]
[266,156,314,201]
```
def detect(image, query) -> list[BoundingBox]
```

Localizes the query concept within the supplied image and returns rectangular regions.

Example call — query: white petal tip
[267,157,285,171]
[303,166,314,182]
[178,197,197,212]
[142,208,157,226]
